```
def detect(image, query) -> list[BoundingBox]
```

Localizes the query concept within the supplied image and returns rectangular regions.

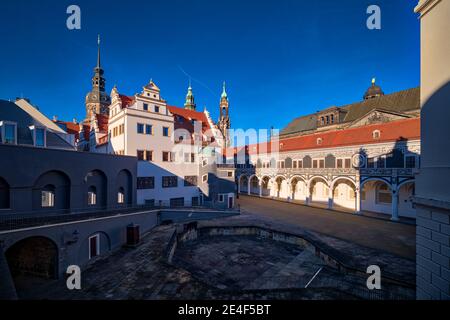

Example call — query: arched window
[117,187,125,204]
[88,186,97,206]
[317,138,323,145]
[373,130,381,140]
[41,185,55,208]
[376,183,392,204]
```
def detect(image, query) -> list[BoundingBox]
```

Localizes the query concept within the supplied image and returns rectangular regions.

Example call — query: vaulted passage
[5,236,59,297]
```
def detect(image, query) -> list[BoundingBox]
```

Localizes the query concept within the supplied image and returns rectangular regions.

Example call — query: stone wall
[416,202,450,299]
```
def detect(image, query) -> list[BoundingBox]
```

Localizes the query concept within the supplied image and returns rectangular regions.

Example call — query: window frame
[0,121,18,145]
[88,234,100,260]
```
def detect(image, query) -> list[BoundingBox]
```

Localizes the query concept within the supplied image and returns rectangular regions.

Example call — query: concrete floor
[237,195,416,259]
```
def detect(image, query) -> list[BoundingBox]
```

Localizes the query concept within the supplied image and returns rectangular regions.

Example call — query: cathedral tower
[85,35,111,123]
[218,82,231,147]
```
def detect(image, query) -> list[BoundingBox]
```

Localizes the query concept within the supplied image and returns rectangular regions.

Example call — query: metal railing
[0,201,237,231]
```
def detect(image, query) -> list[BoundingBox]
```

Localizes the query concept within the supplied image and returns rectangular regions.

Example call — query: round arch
[331,176,357,190]
[85,169,108,208]
[248,175,260,195]
[397,179,415,192]
[290,175,307,202]
[5,236,59,294]
[308,176,330,205]
[32,170,71,211]
[117,169,132,205]
[0,176,10,209]
[360,177,392,190]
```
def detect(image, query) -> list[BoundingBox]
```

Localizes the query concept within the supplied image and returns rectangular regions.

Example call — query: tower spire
[221,81,227,99]
[184,79,196,110]
[97,34,101,69]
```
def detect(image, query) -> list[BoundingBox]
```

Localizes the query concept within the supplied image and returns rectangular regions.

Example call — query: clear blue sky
[0,0,419,132]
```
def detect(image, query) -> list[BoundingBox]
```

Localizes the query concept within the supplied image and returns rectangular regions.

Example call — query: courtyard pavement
[237,195,416,259]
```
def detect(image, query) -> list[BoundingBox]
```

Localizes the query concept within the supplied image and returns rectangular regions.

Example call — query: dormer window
[373,130,381,140]
[317,137,323,145]
[0,121,17,145]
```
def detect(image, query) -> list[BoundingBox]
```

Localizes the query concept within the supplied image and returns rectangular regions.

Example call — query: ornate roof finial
[221,81,227,99]
[372,77,376,85]
[97,34,101,69]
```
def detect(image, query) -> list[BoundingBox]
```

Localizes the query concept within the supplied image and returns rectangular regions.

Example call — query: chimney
[53,115,58,122]
[73,118,78,124]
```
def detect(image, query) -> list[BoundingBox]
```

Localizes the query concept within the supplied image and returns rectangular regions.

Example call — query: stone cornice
[414,0,441,17]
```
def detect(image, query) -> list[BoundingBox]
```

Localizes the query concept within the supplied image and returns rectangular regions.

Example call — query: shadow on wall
[420,82,450,175]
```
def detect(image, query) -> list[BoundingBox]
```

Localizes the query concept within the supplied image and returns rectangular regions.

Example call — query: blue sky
[0,0,419,132]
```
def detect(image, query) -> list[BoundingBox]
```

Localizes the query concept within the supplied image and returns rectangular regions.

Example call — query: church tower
[84,35,111,123]
[184,80,196,110]
[218,82,231,147]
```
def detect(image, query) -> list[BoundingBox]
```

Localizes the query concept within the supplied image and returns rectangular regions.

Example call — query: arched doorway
[0,176,10,209]
[291,176,307,202]
[361,179,393,216]
[249,176,259,195]
[261,176,271,197]
[275,176,288,199]
[6,236,58,297]
[332,178,357,210]
[32,171,70,211]
[239,175,248,194]
[309,177,329,205]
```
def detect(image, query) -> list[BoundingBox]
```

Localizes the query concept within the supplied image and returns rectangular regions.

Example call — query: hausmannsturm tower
[84,35,111,123]
[218,82,231,147]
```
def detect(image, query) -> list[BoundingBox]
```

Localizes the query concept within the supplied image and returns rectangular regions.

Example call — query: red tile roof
[96,113,109,132]
[226,118,420,155]
[167,105,211,134]
[53,120,81,140]
[120,94,135,108]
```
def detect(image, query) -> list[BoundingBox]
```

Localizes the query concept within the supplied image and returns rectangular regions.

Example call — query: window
[118,188,125,204]
[137,123,144,134]
[377,156,386,168]
[184,176,198,187]
[170,198,184,207]
[367,157,375,168]
[145,124,153,135]
[277,161,285,169]
[317,138,323,145]
[405,155,417,168]
[162,176,178,188]
[313,159,325,168]
[336,158,352,169]
[138,149,153,161]
[35,128,45,147]
[41,185,55,208]
[162,151,175,162]
[227,171,233,177]
[89,235,100,259]
[162,126,170,137]
[202,174,208,183]
[330,114,334,124]
[143,103,148,111]
[376,184,392,204]
[88,186,97,205]
[1,122,17,144]
[155,106,160,113]
[218,194,224,202]
[202,158,208,167]
[184,153,195,163]
[373,130,381,140]
[137,177,155,189]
